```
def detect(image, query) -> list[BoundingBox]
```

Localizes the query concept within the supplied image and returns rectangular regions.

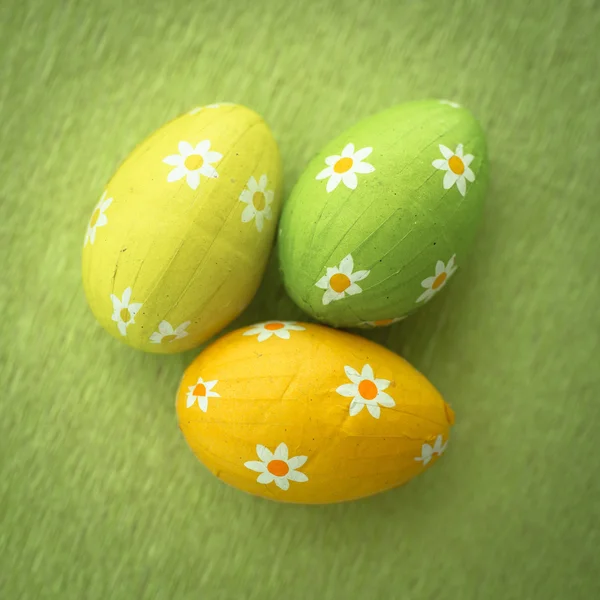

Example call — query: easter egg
[82,103,282,353]
[278,99,489,328]
[176,322,454,504]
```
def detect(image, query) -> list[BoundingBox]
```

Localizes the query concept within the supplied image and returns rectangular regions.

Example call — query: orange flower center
[448,155,464,175]
[333,157,353,173]
[432,272,447,290]
[252,192,266,211]
[265,322,284,331]
[119,307,131,322]
[162,334,177,343]
[185,154,204,170]
[193,383,206,397]
[89,209,100,227]
[267,459,289,477]
[330,273,351,293]
[374,319,394,326]
[358,379,378,400]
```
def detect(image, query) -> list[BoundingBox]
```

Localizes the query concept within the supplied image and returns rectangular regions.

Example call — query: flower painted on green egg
[316,143,375,192]
[315,254,370,305]
[432,144,475,197]
[163,140,223,190]
[416,255,457,303]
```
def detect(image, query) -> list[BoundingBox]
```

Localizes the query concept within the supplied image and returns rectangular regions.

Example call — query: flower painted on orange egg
[243,321,305,342]
[244,443,308,491]
[336,364,395,419]
[186,377,220,412]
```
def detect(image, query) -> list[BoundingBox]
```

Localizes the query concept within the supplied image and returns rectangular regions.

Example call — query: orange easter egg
[176,322,455,504]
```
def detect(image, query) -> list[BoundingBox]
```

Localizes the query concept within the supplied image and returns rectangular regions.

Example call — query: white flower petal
[128,303,142,318]
[439,145,454,159]
[195,140,211,154]
[341,143,355,157]
[353,161,375,174]
[185,394,195,408]
[257,472,274,484]
[274,329,290,340]
[342,171,358,190]
[322,288,343,305]
[257,330,272,342]
[185,171,200,191]
[336,383,358,397]
[117,321,127,336]
[353,147,372,161]
[315,275,330,290]
[199,164,219,179]
[158,321,173,335]
[344,365,360,381]
[287,470,308,483]
[435,260,445,276]
[325,155,340,166]
[241,204,256,223]
[244,460,267,473]
[100,197,113,211]
[421,276,435,289]
[256,445,273,463]
[326,173,342,193]
[376,392,395,408]
[254,211,264,232]
[361,364,374,380]
[258,174,267,189]
[96,213,108,228]
[463,154,474,167]
[122,287,132,305]
[316,166,333,180]
[464,167,475,183]
[163,155,182,166]
[287,455,307,469]
[349,401,363,416]
[275,477,289,491]
[149,332,162,343]
[175,321,191,335]
[205,151,222,163]
[455,144,464,157]
[366,404,381,419]
[178,141,193,156]
[198,397,208,412]
[374,378,390,391]
[167,166,186,183]
[274,443,288,460]
[338,254,354,275]
[416,289,434,303]
[350,269,370,283]
[432,159,449,170]
[456,176,467,197]
[443,170,459,189]
[345,283,363,296]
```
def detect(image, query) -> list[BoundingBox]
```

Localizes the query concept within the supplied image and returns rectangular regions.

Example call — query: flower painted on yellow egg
[149,320,190,344]
[186,377,220,412]
[358,317,406,328]
[243,321,305,342]
[84,191,113,246]
[239,175,274,232]
[315,254,370,305]
[110,287,143,336]
[163,140,223,190]
[316,143,375,192]
[336,364,395,419]
[244,443,308,491]
[416,255,457,303]
[415,435,448,466]
[432,144,475,197]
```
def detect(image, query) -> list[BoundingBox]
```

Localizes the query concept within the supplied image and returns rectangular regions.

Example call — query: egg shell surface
[278,99,489,327]
[82,103,282,353]
[177,321,455,504]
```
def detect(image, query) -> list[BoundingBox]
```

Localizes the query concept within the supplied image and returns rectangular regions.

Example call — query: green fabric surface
[1,0,599,598]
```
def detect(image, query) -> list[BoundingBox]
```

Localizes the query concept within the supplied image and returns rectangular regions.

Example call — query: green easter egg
[278,99,489,328]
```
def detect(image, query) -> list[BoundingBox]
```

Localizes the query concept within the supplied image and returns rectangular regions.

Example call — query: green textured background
[1,0,599,598]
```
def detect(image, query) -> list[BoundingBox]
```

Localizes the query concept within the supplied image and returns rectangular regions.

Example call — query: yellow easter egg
[176,322,455,504]
[82,103,282,353]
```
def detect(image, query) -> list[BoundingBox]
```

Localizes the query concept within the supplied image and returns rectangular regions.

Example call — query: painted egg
[278,99,489,328]
[82,103,282,353]
[176,322,454,504]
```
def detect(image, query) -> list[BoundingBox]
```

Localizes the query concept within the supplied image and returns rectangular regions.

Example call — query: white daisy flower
[149,320,191,344]
[239,175,274,232]
[315,143,375,193]
[244,443,308,491]
[189,103,234,115]
[336,364,395,419]
[243,321,305,342]
[110,287,143,336]
[432,143,475,197]
[416,255,457,303]
[163,140,223,190]
[358,317,406,328]
[84,191,113,246]
[415,435,448,466]
[315,254,370,305]
[186,377,220,412]
[439,99,461,108]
